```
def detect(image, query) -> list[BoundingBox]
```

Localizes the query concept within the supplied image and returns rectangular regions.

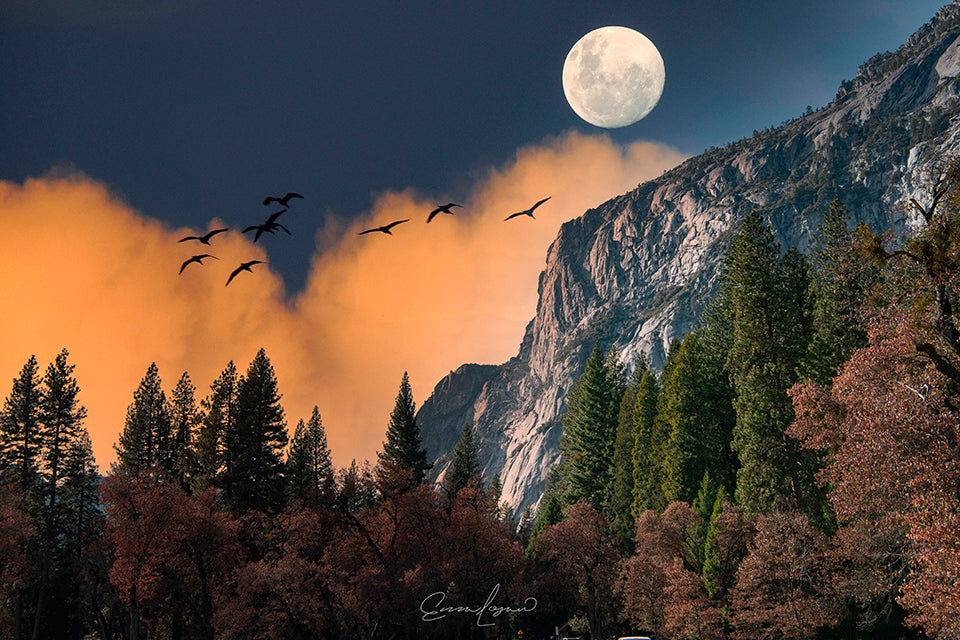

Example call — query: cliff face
[418,2,960,515]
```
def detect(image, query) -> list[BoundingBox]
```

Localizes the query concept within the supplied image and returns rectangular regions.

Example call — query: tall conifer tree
[607,362,645,546]
[226,349,288,513]
[0,355,43,495]
[286,406,335,506]
[168,372,197,490]
[802,196,872,384]
[720,211,817,514]
[560,344,621,510]
[378,372,431,491]
[194,361,237,494]
[631,342,670,515]
[445,424,482,496]
[114,363,173,477]
[658,332,737,505]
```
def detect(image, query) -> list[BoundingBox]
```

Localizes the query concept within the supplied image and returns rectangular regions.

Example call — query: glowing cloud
[0,132,684,470]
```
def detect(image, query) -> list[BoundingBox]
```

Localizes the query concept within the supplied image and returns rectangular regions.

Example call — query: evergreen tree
[168,372,197,489]
[286,406,335,506]
[194,361,237,494]
[225,349,288,513]
[559,344,621,509]
[378,372,431,491]
[114,363,173,476]
[0,355,43,495]
[38,350,88,535]
[630,343,668,515]
[444,424,482,496]
[337,459,378,514]
[658,331,737,506]
[606,362,645,548]
[720,211,817,514]
[801,196,872,384]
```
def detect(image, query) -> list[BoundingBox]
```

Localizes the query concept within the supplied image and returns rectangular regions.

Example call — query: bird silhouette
[427,202,462,223]
[225,260,264,286]
[263,192,303,206]
[178,254,219,274]
[243,209,291,242]
[505,197,551,221]
[178,228,228,245]
[358,219,410,235]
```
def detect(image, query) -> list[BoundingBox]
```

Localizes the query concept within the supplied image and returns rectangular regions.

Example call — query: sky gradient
[0,0,950,470]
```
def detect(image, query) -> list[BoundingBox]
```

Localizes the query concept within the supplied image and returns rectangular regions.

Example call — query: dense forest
[3,157,960,640]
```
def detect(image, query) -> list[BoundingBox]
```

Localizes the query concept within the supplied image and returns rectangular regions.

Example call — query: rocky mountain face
[418,2,960,516]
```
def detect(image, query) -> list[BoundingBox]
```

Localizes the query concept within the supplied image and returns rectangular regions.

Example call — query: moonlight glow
[562,26,665,128]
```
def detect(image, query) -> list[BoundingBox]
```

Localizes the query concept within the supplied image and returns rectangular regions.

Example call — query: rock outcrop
[419,2,960,515]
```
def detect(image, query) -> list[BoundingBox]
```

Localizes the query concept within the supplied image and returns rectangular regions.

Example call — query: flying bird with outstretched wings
[243,209,291,242]
[263,192,303,207]
[358,219,410,235]
[504,197,551,221]
[178,228,228,245]
[178,254,219,274]
[427,202,462,223]
[225,260,264,286]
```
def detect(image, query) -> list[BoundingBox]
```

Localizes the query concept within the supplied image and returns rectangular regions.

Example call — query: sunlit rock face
[419,3,960,516]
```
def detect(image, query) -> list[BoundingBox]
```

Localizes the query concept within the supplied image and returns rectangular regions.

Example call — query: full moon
[562,26,665,128]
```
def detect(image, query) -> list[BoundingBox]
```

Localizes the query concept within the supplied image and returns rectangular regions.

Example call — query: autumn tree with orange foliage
[789,156,960,639]
[532,502,621,640]
[101,472,238,640]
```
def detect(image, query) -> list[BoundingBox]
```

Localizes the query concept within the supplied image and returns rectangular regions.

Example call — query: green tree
[630,355,663,516]
[378,372,431,491]
[168,372,197,490]
[658,331,737,506]
[606,362,645,548]
[560,344,622,510]
[38,350,88,532]
[193,361,237,494]
[801,196,872,385]
[0,355,43,496]
[444,425,482,496]
[224,349,288,513]
[720,211,817,514]
[286,405,335,506]
[114,363,173,477]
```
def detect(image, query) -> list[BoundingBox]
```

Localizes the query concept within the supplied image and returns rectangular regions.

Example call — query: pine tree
[114,363,173,477]
[658,331,737,506]
[33,350,96,640]
[631,343,669,515]
[606,362,645,548]
[720,211,817,514]
[802,196,872,384]
[286,406,335,506]
[225,349,288,513]
[337,459,378,513]
[559,344,621,510]
[38,350,88,534]
[445,424,482,496]
[193,361,237,494]
[168,372,197,489]
[0,355,43,495]
[378,372,431,491]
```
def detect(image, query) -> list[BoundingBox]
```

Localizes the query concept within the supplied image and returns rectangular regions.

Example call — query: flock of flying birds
[177,192,552,285]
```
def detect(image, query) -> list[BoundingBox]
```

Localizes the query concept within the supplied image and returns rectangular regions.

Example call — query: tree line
[525,159,960,639]
[3,157,960,639]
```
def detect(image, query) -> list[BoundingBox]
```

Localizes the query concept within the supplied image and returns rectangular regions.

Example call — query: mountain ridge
[418,1,960,515]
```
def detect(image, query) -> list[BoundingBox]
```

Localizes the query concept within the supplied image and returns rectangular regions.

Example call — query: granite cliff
[419,2,960,515]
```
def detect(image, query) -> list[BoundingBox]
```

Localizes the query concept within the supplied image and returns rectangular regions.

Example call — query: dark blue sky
[1,0,948,293]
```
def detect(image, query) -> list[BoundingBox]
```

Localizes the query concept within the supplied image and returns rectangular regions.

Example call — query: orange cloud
[0,132,684,472]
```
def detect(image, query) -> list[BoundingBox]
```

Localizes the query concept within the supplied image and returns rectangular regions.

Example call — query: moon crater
[562,26,665,128]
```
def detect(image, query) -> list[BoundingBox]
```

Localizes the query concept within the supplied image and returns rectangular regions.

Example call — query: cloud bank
[0,131,684,470]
